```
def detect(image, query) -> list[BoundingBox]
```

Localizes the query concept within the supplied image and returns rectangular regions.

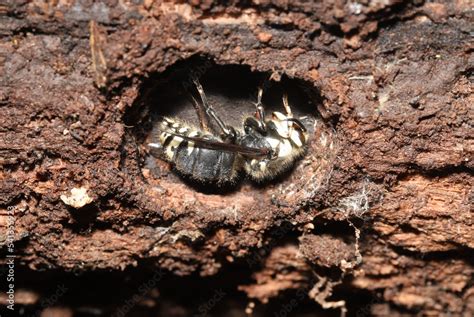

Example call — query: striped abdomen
[158,118,240,183]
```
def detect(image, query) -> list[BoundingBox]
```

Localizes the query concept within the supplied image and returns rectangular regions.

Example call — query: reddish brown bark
[0,1,472,316]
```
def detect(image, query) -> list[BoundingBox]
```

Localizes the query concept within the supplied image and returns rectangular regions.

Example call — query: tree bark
[0,1,472,316]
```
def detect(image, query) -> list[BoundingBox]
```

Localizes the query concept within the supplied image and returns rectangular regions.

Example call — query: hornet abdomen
[158,118,240,183]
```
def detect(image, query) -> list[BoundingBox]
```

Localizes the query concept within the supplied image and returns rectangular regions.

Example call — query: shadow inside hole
[131,57,321,192]
[145,65,318,129]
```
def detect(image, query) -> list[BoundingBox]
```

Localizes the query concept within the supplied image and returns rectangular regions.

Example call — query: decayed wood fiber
[0,0,472,316]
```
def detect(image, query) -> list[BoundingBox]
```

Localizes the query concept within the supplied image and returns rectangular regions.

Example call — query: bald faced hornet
[148,79,308,185]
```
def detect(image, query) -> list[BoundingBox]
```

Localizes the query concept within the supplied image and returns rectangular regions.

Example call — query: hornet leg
[282,93,294,137]
[192,77,237,139]
[188,93,211,132]
[253,86,266,131]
